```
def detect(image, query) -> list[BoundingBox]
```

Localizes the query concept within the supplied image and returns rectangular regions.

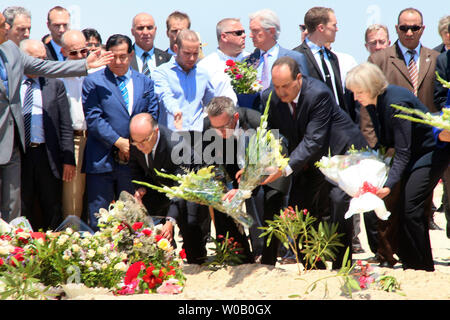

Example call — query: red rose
[124,261,145,285]
[142,228,152,236]
[132,222,144,231]
[155,234,163,242]
[30,232,46,240]
[226,59,235,67]
[0,258,4,266]
[179,249,186,259]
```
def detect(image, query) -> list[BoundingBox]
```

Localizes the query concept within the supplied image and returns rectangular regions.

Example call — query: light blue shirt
[133,44,156,74]
[50,40,65,61]
[152,59,215,131]
[20,77,45,144]
[256,43,280,80]
[114,68,134,115]
[397,41,422,71]
[0,56,8,96]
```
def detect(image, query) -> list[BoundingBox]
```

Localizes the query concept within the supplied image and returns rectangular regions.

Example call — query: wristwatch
[165,217,177,226]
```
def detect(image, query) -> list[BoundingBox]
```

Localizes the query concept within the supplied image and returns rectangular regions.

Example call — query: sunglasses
[398,25,422,32]
[130,131,155,146]
[87,42,101,48]
[299,24,306,32]
[224,30,245,36]
[69,48,89,56]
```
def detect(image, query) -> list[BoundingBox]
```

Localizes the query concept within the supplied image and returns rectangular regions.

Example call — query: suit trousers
[86,163,134,231]
[21,144,63,231]
[62,135,87,219]
[0,143,21,222]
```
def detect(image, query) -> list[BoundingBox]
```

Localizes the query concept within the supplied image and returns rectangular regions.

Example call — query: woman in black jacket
[346,62,450,271]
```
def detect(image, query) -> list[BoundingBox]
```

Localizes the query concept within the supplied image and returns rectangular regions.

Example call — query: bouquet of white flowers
[222,91,290,221]
[315,148,391,220]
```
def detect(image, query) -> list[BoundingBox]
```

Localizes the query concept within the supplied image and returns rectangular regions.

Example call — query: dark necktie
[291,101,297,120]
[22,78,34,147]
[142,52,151,77]
[319,49,334,92]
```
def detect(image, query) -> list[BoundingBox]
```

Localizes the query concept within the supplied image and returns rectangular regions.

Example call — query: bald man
[19,39,75,231]
[60,30,89,221]
[130,12,172,77]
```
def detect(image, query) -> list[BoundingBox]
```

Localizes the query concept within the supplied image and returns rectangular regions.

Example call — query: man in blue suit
[246,9,309,100]
[82,34,159,230]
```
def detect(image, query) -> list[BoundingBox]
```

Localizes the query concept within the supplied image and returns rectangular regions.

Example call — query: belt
[29,142,44,148]
[74,130,87,137]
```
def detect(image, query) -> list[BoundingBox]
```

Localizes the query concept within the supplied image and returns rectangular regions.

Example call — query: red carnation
[179,249,186,259]
[132,222,144,231]
[124,261,145,285]
[226,59,235,67]
[142,228,152,236]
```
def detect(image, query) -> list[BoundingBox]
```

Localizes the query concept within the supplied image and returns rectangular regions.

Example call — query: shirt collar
[305,38,325,54]
[397,40,422,57]
[113,68,132,81]
[260,43,280,58]
[232,119,241,139]
[216,49,250,62]
[134,44,155,59]
[172,58,196,74]
[50,40,63,57]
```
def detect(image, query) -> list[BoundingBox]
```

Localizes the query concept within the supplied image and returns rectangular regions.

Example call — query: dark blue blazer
[82,67,159,174]
[246,45,310,77]
[262,76,367,174]
[367,84,450,189]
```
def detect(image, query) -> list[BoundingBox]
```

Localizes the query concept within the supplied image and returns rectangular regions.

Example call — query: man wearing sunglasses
[60,30,90,223]
[198,18,250,106]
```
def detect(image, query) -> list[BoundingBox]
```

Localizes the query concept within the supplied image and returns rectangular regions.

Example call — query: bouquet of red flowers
[224,59,263,94]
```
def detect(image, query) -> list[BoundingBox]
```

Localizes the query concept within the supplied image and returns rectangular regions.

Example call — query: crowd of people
[0,5,449,272]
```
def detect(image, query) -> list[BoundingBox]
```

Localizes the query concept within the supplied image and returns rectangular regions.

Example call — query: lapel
[0,44,17,100]
[130,69,142,115]
[246,49,261,68]
[104,67,129,113]
[154,48,167,67]
[417,47,432,89]
[390,42,413,87]
[130,52,139,72]
[302,41,324,81]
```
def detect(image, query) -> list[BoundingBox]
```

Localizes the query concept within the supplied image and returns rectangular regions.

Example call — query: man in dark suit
[0,13,113,223]
[82,34,159,231]
[293,7,349,116]
[129,112,209,264]
[44,6,70,61]
[19,40,75,231]
[130,13,172,77]
[261,57,368,269]
[246,9,309,101]
[203,96,290,264]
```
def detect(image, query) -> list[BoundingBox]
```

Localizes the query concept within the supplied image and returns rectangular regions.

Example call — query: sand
[66,182,450,301]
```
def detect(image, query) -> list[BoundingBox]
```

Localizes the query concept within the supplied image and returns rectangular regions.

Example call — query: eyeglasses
[87,42,101,48]
[130,131,155,146]
[211,117,235,130]
[366,39,387,46]
[224,30,245,36]
[398,25,423,32]
[68,48,88,56]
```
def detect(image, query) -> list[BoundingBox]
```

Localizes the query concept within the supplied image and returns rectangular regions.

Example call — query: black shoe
[429,219,443,230]
[352,246,365,254]
[379,261,395,268]
[367,254,382,264]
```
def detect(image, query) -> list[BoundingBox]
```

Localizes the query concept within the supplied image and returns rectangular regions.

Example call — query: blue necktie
[142,52,151,77]
[117,75,129,109]
[0,59,8,96]
[22,78,34,146]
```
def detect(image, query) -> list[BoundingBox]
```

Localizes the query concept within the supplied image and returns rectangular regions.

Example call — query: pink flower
[359,275,374,289]
[235,74,243,80]
[156,279,183,294]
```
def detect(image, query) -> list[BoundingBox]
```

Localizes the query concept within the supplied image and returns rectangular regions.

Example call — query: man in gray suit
[0,12,113,222]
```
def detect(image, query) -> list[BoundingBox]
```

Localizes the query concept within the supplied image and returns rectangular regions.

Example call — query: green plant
[259,206,344,274]
[203,232,246,271]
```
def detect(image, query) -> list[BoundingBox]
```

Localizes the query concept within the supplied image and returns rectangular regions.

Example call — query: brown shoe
[279,257,297,265]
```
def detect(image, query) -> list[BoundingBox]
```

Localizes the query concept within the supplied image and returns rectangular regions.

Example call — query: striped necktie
[22,78,34,147]
[142,52,151,77]
[117,75,129,109]
[260,51,271,90]
[407,49,419,96]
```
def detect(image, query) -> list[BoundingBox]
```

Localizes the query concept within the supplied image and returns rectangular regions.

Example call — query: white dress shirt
[20,77,45,144]
[62,76,87,131]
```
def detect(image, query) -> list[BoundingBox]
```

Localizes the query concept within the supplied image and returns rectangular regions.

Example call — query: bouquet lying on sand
[133,91,289,229]
[391,72,449,131]
[133,166,254,228]
[315,147,391,221]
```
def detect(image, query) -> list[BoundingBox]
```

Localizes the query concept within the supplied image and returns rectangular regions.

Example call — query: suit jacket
[368,41,440,112]
[433,43,446,54]
[246,45,310,77]
[82,67,159,174]
[434,50,450,109]
[130,45,172,73]
[33,77,75,180]
[129,126,190,218]
[366,84,450,189]
[262,76,368,174]
[0,40,88,165]
[293,41,349,116]
[44,41,59,61]
[202,107,291,195]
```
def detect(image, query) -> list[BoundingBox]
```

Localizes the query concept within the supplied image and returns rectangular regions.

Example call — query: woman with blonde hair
[346,62,450,271]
